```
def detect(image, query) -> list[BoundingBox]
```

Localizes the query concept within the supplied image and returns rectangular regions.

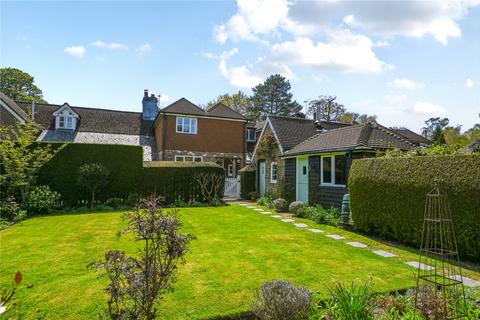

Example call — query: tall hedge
[349,155,480,262]
[239,168,255,199]
[38,143,224,205]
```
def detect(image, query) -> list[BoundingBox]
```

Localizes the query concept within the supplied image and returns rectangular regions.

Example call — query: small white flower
[0,303,7,314]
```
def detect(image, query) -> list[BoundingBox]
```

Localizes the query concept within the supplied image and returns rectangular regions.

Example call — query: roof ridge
[16,101,142,114]
[371,122,415,147]
[162,97,205,113]
[207,102,246,119]
[268,115,313,121]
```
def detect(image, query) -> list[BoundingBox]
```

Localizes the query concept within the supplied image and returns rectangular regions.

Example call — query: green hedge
[239,168,255,199]
[349,155,480,262]
[38,143,224,205]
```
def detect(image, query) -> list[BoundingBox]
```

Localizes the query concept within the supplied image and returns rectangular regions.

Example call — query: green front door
[259,161,266,196]
[297,158,309,203]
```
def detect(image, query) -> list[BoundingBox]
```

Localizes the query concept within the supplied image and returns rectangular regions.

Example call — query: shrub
[289,201,304,215]
[273,198,288,212]
[253,279,312,320]
[296,204,315,218]
[349,155,480,261]
[308,206,340,227]
[26,185,61,214]
[90,195,195,320]
[249,191,259,201]
[77,163,110,208]
[239,168,255,200]
[0,197,21,222]
[329,282,373,320]
[257,195,273,208]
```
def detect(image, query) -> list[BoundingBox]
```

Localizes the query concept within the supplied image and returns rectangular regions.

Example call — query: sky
[1,0,479,132]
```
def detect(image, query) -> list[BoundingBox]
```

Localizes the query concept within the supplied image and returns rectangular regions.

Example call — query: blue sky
[1,0,479,132]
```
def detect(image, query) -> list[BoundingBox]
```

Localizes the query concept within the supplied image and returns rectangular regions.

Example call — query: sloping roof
[268,115,319,152]
[207,103,246,120]
[389,127,431,145]
[285,123,414,156]
[0,92,30,121]
[318,120,353,131]
[16,101,153,135]
[160,98,247,121]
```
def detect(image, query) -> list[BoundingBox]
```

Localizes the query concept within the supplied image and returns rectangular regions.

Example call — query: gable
[207,103,246,120]
[160,98,206,116]
[0,92,29,124]
[53,103,79,118]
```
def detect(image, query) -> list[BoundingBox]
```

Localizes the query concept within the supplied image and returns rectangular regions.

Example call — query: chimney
[142,89,159,120]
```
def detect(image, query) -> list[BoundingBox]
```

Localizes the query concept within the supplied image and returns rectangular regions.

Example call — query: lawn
[1,204,479,319]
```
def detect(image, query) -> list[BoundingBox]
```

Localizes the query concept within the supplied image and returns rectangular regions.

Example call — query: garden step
[346,241,368,248]
[326,234,345,240]
[271,215,282,218]
[405,261,434,270]
[253,208,264,211]
[372,250,397,258]
[308,228,325,233]
[293,223,308,228]
[281,219,295,223]
[260,211,272,215]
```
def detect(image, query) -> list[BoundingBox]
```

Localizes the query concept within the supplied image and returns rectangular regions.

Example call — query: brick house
[0,90,249,176]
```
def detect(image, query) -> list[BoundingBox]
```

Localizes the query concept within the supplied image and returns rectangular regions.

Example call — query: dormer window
[53,103,78,130]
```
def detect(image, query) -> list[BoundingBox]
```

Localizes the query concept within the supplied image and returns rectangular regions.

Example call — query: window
[246,128,256,142]
[270,162,278,183]
[227,164,234,177]
[176,117,197,134]
[175,155,202,162]
[321,155,347,186]
[56,111,75,130]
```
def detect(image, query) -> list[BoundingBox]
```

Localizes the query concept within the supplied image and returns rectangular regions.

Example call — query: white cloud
[412,101,447,114]
[159,94,170,103]
[203,48,238,60]
[269,30,391,73]
[64,45,86,58]
[465,78,475,88]
[383,94,407,104]
[388,78,424,90]
[90,40,128,50]
[218,60,262,88]
[136,43,152,55]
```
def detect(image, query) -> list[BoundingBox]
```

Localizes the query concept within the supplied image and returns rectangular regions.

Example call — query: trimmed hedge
[349,155,480,262]
[38,143,224,205]
[239,167,255,200]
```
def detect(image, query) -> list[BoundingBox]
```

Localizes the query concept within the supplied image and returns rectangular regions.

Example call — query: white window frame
[227,164,234,177]
[320,155,346,187]
[175,155,203,162]
[270,161,278,183]
[56,111,76,130]
[246,128,256,142]
[176,116,198,134]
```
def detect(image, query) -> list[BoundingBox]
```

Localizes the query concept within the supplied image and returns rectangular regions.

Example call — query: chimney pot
[144,89,149,97]
[150,93,155,98]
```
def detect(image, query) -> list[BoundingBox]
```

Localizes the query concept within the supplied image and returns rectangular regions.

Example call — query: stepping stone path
[293,223,308,228]
[254,208,264,211]
[449,275,480,287]
[326,234,345,240]
[308,228,324,233]
[281,219,295,223]
[271,215,282,218]
[406,261,434,270]
[247,206,257,209]
[346,241,368,248]
[372,250,397,258]
[260,211,272,215]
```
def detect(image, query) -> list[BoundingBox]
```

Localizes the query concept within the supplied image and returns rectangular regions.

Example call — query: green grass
[1,204,479,319]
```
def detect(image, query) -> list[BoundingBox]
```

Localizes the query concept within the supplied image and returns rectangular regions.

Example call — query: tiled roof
[389,128,431,145]
[207,103,246,120]
[16,101,153,135]
[318,120,353,131]
[0,92,30,121]
[268,115,319,152]
[285,123,414,155]
[160,98,247,120]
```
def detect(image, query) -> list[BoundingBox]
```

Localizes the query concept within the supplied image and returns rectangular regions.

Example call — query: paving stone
[326,234,345,240]
[246,206,257,209]
[293,223,308,228]
[346,241,368,248]
[271,215,282,218]
[308,228,324,233]
[281,219,295,223]
[254,208,264,211]
[260,211,272,215]
[372,250,397,258]
[449,275,480,287]
[406,261,434,270]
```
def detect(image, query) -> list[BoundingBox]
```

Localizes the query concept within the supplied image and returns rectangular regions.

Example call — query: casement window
[56,111,76,130]
[227,164,234,177]
[246,128,256,142]
[270,162,278,183]
[176,117,197,134]
[175,155,202,162]
[321,155,347,186]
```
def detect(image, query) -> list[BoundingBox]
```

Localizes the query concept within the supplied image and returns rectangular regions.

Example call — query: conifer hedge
[38,143,224,205]
[349,155,480,262]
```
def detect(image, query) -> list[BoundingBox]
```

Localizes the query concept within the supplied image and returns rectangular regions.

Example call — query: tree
[251,74,302,120]
[443,125,470,147]
[77,163,110,207]
[0,68,47,103]
[90,196,194,320]
[339,112,377,124]
[206,91,252,115]
[421,117,449,145]
[0,120,62,204]
[307,95,346,121]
